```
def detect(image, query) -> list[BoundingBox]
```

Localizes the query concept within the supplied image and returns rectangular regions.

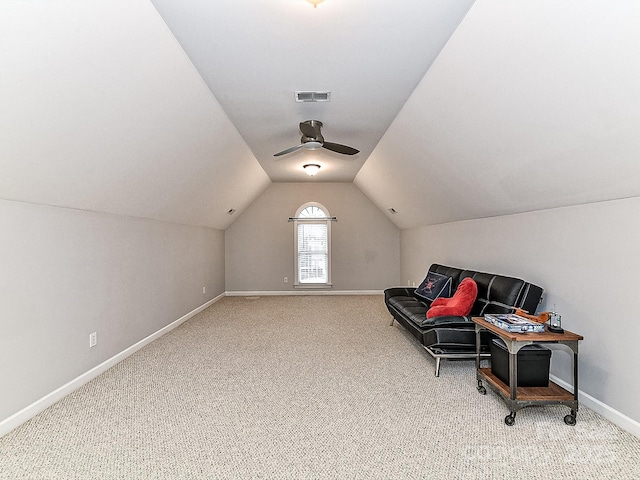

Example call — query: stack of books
[484,313,546,333]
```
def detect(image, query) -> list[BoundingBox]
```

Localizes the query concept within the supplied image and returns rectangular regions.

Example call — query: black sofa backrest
[426,263,543,316]
[428,264,465,286]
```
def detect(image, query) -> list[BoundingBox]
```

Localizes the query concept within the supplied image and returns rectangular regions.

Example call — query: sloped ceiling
[356,0,640,229]
[149,0,475,182]
[2,1,640,231]
[0,0,270,230]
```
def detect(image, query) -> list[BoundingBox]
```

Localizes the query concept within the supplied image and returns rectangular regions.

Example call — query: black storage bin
[490,338,551,387]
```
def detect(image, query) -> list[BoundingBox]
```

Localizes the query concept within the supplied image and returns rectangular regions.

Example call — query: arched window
[294,202,332,287]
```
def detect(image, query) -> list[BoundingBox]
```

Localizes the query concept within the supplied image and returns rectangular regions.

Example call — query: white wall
[0,199,225,424]
[225,183,400,292]
[401,196,640,430]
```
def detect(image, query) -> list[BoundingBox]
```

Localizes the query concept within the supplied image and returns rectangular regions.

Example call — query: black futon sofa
[385,264,544,376]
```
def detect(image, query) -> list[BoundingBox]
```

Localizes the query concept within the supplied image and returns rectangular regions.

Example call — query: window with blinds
[298,223,328,283]
[293,203,332,287]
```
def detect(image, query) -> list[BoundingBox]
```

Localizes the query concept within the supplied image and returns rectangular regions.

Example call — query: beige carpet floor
[1,295,639,479]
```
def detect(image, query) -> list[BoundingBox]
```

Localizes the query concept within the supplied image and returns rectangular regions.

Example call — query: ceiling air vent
[295,91,331,103]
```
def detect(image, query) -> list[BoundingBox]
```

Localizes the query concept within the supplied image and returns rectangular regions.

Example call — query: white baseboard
[225,290,383,296]
[0,293,225,438]
[550,374,640,438]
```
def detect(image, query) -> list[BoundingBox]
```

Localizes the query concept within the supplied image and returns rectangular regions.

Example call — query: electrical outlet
[284,277,288,283]
[202,286,206,294]
[89,332,97,348]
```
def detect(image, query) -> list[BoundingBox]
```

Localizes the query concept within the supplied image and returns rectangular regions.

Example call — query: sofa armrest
[384,286,417,304]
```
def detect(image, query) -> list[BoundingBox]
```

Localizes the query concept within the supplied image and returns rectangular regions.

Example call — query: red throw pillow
[426,278,478,319]
[430,297,449,308]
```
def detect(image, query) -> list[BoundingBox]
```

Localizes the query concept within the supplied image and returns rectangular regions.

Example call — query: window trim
[293,202,332,288]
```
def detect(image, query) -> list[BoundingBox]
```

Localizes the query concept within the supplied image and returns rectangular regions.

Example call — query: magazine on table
[484,313,546,333]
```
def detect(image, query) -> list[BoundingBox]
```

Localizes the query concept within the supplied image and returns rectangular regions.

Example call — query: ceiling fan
[274,120,359,157]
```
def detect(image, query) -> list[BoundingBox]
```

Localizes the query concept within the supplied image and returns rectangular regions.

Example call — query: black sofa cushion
[386,295,430,326]
[461,271,528,316]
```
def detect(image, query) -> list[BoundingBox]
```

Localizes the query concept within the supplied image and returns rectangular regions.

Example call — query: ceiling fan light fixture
[303,141,323,150]
[306,0,324,7]
[303,164,321,176]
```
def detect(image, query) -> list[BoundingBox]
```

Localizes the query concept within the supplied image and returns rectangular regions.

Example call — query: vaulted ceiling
[2,0,639,230]
[149,0,474,183]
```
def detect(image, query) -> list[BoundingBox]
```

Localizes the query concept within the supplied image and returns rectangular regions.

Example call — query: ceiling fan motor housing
[300,120,324,149]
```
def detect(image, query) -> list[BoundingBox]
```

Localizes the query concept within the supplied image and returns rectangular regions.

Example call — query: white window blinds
[297,223,328,283]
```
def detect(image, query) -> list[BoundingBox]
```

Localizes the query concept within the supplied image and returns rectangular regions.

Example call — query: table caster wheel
[564,414,576,426]
[505,415,516,426]
[477,385,486,395]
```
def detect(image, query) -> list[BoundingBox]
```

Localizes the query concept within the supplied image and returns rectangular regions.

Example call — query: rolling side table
[472,316,583,426]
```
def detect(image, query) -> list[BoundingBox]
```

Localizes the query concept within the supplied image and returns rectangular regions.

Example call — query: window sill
[293,283,333,289]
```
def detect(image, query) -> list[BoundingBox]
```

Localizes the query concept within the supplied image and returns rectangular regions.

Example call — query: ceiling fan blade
[274,144,304,157]
[299,121,320,139]
[322,142,360,155]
